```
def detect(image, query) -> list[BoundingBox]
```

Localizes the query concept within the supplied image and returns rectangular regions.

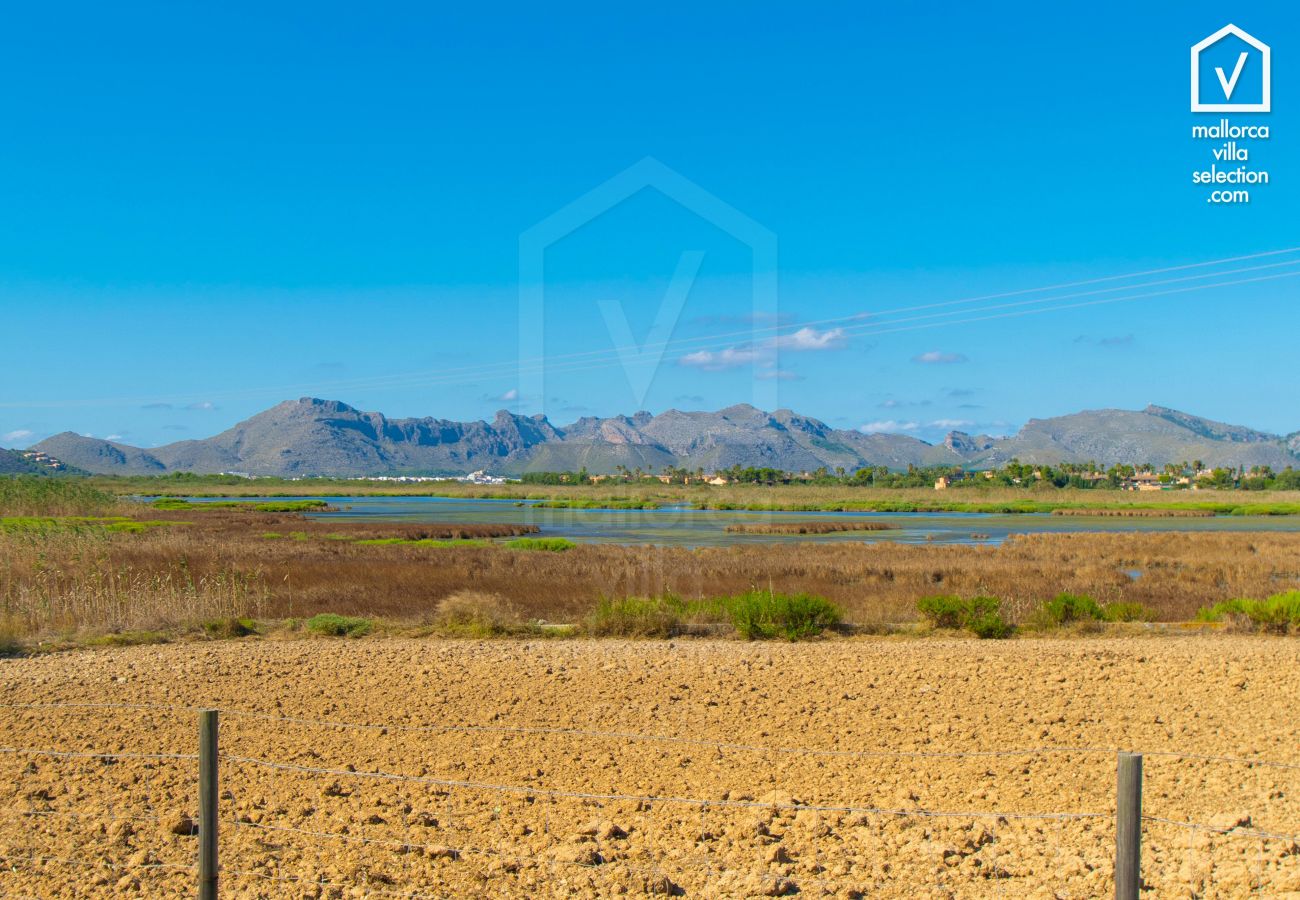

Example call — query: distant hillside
[31,398,1300,477]
[955,406,1299,470]
[0,448,82,476]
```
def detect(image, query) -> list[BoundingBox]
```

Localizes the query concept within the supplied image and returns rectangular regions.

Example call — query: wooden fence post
[1115,751,1142,900]
[199,709,219,900]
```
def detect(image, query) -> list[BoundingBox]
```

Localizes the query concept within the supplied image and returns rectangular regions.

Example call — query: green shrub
[725,589,842,641]
[966,610,1015,639]
[1198,592,1300,633]
[1041,593,1105,625]
[1196,598,1250,622]
[203,617,258,639]
[917,595,1010,637]
[917,595,966,629]
[305,613,373,638]
[964,595,1002,621]
[584,590,840,641]
[1103,601,1154,623]
[505,537,576,552]
[585,595,689,638]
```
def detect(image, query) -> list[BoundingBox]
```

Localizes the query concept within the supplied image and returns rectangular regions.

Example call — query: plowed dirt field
[2,636,1298,898]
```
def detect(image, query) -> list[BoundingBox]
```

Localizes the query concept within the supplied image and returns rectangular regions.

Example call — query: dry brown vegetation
[724,521,893,534]
[1052,508,1216,518]
[3,506,1298,643]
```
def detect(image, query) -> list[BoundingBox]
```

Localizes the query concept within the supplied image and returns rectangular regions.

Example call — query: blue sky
[1,1,1296,449]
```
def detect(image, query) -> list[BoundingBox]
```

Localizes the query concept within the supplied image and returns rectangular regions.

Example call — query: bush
[585,595,689,638]
[1196,598,1250,622]
[917,595,966,629]
[1041,593,1105,625]
[583,589,842,641]
[202,617,258,639]
[505,537,576,552]
[436,591,522,636]
[1102,601,1154,623]
[967,609,1015,639]
[1198,592,1300,633]
[725,589,842,641]
[305,613,373,638]
[916,595,1011,638]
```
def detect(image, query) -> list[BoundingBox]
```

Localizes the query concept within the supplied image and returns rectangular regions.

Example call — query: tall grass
[0,501,1295,644]
[584,590,841,640]
[0,477,116,516]
[0,544,267,638]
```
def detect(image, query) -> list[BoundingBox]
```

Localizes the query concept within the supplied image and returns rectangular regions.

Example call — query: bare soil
[2,636,1299,898]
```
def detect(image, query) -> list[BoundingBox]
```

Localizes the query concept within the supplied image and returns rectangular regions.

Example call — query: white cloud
[928,419,975,429]
[769,326,847,351]
[859,420,919,434]
[186,401,218,411]
[106,434,124,441]
[679,326,846,372]
[2,429,34,444]
[679,347,764,371]
[756,369,804,381]
[912,350,968,365]
[499,388,519,402]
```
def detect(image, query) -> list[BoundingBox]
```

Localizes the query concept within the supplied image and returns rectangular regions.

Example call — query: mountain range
[24,398,1300,477]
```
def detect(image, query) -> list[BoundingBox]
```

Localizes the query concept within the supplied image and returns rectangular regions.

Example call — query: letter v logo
[1216,52,1249,100]
[598,251,704,407]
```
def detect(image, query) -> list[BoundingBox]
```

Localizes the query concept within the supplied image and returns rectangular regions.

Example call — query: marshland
[2,476,1298,650]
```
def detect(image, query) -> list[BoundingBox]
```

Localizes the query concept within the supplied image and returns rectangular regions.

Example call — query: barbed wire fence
[1,702,1298,897]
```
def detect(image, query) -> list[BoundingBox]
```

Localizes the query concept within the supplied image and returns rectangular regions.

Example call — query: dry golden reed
[2,506,1297,639]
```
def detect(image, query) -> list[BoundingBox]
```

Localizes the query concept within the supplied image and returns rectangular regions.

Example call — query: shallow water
[181,495,1300,547]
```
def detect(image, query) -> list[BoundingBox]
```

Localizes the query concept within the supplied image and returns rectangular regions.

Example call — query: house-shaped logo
[1191,24,1270,113]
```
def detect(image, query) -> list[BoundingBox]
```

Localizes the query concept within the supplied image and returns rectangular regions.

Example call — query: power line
[5,246,1297,408]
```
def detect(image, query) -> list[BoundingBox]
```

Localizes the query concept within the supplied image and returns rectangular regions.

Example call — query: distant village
[11,449,1296,491]
[519,460,1299,492]
[931,462,1277,492]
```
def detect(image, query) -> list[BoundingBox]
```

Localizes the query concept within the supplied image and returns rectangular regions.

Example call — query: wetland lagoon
[219,494,1300,546]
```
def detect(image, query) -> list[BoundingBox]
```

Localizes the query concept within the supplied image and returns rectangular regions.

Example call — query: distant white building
[462,470,507,485]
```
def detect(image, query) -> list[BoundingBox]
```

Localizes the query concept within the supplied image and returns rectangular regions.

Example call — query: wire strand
[223,753,1108,821]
